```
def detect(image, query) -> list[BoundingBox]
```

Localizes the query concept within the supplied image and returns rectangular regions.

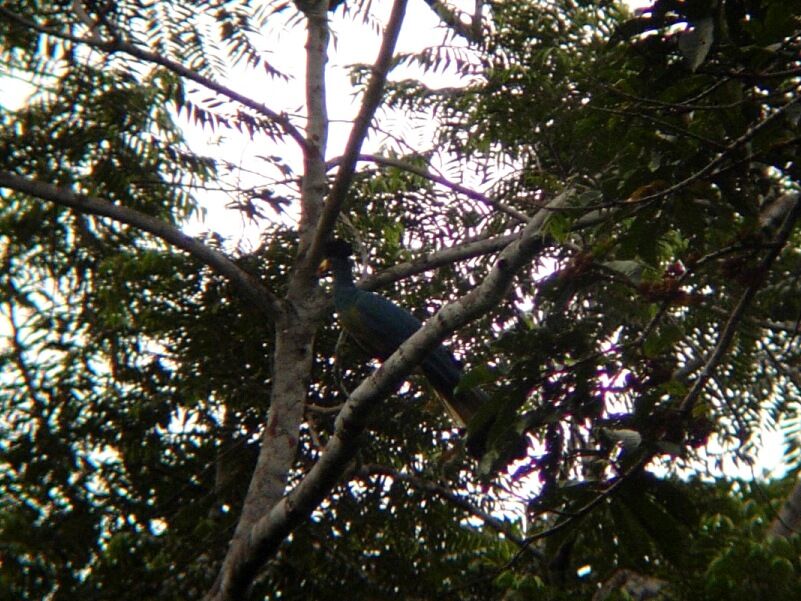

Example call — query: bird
[319,239,491,456]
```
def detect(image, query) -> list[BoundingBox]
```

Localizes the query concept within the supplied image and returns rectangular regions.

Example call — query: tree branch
[361,233,519,289]
[359,464,541,559]
[207,191,569,600]
[0,171,282,315]
[307,0,409,268]
[327,153,529,222]
[422,0,483,43]
[0,7,308,150]
[513,456,649,567]
[208,2,333,599]
[361,198,620,290]
[625,93,801,207]
[679,193,801,416]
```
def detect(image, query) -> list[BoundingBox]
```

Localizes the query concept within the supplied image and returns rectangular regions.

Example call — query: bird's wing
[337,287,490,450]
[338,289,423,360]
[340,289,482,423]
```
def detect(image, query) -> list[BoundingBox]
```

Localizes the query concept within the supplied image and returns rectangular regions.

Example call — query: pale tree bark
[209,1,412,599]
[0,171,281,315]
[206,1,332,598]
[307,0,411,262]
[6,5,801,600]
[205,188,569,600]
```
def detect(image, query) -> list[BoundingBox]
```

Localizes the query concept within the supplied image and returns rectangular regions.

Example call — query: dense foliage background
[2,0,801,599]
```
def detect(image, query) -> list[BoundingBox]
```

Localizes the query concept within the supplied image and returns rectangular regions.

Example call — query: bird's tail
[421,347,502,458]
[439,383,487,428]
[431,380,494,458]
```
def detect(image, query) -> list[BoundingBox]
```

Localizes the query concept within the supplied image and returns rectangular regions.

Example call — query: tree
[1,0,801,599]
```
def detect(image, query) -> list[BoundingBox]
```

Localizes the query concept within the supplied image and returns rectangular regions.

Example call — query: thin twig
[421,0,483,43]
[208,192,565,600]
[360,464,541,558]
[329,153,530,222]
[679,193,801,417]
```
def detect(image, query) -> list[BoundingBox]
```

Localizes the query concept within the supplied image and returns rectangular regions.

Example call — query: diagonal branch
[679,192,801,417]
[0,170,282,316]
[208,191,569,600]
[306,0,409,267]
[499,189,799,571]
[423,0,484,43]
[360,464,541,558]
[327,153,530,222]
[0,7,307,150]
[625,94,801,207]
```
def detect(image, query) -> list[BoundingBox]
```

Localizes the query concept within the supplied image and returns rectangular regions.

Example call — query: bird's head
[318,239,354,276]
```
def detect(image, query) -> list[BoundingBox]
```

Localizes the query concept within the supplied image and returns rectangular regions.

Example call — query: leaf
[679,17,715,72]
[643,323,684,358]
[545,211,572,242]
[456,365,494,393]
[603,259,645,284]
[628,493,691,567]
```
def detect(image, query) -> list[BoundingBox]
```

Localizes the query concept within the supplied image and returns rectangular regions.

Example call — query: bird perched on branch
[319,239,491,456]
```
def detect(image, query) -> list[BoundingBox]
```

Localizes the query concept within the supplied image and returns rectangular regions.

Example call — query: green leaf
[643,324,684,358]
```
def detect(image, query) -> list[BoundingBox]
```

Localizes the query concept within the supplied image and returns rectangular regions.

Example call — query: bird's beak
[317,258,332,277]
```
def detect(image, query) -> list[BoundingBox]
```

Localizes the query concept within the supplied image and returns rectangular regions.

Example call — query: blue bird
[320,239,490,455]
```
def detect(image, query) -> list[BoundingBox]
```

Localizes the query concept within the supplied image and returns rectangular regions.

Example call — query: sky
[178,0,657,242]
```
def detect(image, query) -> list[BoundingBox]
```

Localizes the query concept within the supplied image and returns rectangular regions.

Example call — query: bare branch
[0,7,307,150]
[328,153,530,222]
[292,0,332,262]
[360,198,620,290]
[307,0,409,267]
[422,0,483,43]
[207,3,333,600]
[0,171,282,316]
[361,233,519,289]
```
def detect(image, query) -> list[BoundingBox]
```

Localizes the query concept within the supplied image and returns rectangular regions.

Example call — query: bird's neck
[330,257,355,287]
[330,257,359,306]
